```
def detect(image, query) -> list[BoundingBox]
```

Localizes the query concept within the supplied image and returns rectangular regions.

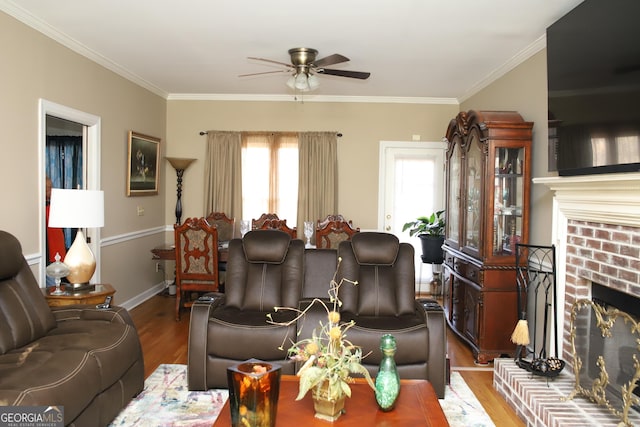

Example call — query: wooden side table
[43,283,116,307]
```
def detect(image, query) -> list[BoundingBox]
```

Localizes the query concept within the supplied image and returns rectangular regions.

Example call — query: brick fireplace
[494,172,640,426]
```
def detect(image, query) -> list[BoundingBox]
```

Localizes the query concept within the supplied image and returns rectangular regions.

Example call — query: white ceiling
[2,0,583,102]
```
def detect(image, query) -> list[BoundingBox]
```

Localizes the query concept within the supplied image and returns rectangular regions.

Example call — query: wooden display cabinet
[442,110,533,364]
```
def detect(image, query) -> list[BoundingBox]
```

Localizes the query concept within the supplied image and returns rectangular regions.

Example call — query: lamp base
[65,283,96,293]
[64,230,97,285]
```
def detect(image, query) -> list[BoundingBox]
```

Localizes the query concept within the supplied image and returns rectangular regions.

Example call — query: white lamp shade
[48,189,105,228]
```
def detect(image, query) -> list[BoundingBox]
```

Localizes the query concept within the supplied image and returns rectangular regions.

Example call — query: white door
[378,141,447,288]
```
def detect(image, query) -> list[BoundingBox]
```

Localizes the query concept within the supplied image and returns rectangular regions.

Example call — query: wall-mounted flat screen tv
[547,0,640,176]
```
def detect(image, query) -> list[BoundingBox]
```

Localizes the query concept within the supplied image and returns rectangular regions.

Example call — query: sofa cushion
[0,309,143,423]
[0,231,56,355]
[226,236,304,311]
[303,248,337,299]
[340,312,429,365]
[208,306,295,360]
[338,238,415,316]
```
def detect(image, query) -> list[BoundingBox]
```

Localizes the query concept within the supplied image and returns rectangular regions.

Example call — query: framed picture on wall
[127,131,160,196]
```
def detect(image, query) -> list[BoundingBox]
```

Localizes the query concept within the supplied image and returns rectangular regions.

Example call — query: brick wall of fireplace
[562,219,640,364]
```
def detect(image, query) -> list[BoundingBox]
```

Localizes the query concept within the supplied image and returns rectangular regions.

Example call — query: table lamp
[166,157,196,225]
[48,188,104,290]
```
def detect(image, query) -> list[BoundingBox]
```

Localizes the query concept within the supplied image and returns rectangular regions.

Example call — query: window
[241,133,299,226]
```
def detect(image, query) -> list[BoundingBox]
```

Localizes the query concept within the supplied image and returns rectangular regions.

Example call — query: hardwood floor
[129,294,524,426]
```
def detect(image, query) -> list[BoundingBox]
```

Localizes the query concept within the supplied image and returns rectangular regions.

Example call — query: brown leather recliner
[187,231,446,398]
[336,232,447,398]
[188,230,305,389]
[0,230,144,426]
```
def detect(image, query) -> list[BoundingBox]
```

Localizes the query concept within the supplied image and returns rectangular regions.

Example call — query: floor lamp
[166,157,196,225]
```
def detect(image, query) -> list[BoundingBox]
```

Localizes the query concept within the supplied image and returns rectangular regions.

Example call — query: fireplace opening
[590,283,640,407]
[592,283,640,320]
[569,282,640,421]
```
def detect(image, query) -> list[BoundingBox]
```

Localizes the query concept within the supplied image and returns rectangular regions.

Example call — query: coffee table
[213,375,449,426]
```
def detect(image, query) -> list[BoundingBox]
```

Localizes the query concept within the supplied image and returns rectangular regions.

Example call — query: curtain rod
[199,131,342,137]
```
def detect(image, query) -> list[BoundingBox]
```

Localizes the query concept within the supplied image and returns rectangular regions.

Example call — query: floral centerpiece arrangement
[267,258,374,418]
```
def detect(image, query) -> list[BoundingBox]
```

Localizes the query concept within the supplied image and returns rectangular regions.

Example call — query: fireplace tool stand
[513,243,565,378]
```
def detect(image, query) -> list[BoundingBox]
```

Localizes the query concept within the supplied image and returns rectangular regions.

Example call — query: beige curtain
[297,132,338,231]
[203,131,243,223]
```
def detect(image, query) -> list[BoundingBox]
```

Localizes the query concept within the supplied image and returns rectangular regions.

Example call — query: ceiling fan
[240,48,371,92]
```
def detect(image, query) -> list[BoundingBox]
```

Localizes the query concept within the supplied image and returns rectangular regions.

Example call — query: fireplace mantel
[533,172,640,228]
[531,172,640,361]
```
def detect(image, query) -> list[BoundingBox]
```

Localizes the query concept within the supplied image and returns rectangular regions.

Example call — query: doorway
[378,141,447,286]
[39,99,101,287]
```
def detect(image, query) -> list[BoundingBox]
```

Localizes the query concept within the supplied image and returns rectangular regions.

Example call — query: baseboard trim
[119,281,167,311]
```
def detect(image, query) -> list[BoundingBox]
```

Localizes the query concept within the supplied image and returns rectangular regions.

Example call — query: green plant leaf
[296,367,325,400]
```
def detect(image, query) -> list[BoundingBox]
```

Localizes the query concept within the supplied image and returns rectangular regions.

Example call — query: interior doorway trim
[39,99,101,287]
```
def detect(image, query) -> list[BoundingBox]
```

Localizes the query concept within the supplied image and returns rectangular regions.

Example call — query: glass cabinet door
[492,146,525,256]
[463,133,482,251]
[446,139,461,245]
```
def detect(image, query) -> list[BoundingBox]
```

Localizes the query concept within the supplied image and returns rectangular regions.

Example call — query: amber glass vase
[227,359,281,427]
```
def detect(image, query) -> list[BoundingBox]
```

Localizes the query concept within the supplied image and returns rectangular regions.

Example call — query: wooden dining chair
[251,213,281,230]
[204,211,234,291]
[315,216,359,248]
[205,211,235,241]
[257,219,297,239]
[317,214,353,230]
[174,217,220,321]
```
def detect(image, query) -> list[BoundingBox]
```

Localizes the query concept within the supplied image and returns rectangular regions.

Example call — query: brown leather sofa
[188,230,446,398]
[0,231,144,426]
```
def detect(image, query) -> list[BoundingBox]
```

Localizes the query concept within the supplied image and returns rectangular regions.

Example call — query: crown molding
[167,93,459,104]
[1,0,168,99]
[457,34,546,103]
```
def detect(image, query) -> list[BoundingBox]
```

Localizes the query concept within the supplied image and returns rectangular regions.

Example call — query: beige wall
[166,101,459,230]
[461,50,556,245]
[1,11,167,303]
[3,6,558,307]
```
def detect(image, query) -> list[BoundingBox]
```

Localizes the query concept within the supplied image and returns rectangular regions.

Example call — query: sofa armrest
[415,299,447,399]
[52,305,137,327]
[188,293,225,390]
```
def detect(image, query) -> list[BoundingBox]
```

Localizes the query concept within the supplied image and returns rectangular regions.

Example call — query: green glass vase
[375,334,400,411]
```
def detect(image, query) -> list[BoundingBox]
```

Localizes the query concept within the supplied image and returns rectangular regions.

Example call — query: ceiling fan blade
[318,68,371,79]
[247,56,293,68]
[239,70,289,77]
[314,54,349,68]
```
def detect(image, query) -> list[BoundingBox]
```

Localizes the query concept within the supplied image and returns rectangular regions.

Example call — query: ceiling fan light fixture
[286,75,296,90]
[294,72,309,91]
[308,74,320,90]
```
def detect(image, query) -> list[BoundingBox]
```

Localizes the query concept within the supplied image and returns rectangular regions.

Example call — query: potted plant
[267,258,375,421]
[402,210,446,264]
